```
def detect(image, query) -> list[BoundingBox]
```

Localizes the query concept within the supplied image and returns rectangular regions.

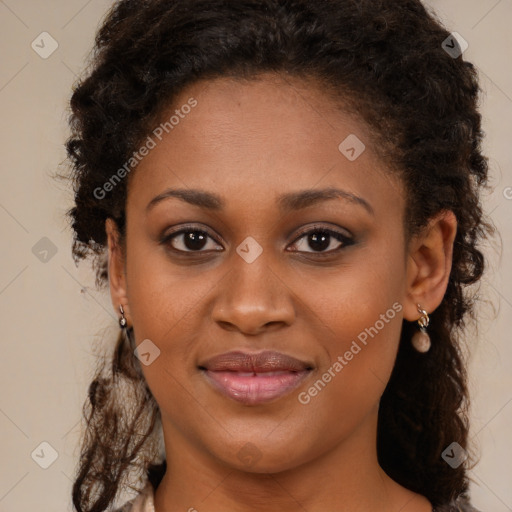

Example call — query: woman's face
[109,74,413,473]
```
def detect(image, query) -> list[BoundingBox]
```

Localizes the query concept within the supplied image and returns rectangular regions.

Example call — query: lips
[198,350,313,405]
[199,350,312,373]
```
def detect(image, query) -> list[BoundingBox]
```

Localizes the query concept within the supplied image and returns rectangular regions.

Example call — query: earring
[411,304,431,353]
[119,304,127,329]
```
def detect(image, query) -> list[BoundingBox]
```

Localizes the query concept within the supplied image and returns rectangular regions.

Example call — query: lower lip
[202,370,311,405]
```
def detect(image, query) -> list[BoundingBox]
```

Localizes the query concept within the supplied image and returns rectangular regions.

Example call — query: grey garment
[433,495,482,512]
[112,497,142,512]
[113,503,136,512]
[112,494,482,512]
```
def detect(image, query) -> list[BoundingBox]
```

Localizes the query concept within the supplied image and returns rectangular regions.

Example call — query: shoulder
[434,494,482,512]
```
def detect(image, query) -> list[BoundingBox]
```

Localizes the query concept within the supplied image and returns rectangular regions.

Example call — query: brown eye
[161,228,223,253]
[289,228,354,254]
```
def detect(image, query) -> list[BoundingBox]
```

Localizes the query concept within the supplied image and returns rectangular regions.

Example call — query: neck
[154,407,431,512]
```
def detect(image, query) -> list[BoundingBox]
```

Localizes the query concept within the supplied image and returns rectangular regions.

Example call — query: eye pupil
[308,231,330,252]
[184,231,207,251]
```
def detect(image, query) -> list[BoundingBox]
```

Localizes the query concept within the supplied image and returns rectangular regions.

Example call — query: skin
[106,73,457,512]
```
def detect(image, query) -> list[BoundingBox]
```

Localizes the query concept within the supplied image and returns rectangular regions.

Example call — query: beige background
[0,1,510,510]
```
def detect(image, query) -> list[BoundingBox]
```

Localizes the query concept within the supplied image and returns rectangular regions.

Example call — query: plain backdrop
[0,1,510,510]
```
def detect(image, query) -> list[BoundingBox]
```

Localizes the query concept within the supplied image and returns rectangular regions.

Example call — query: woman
[64,0,492,511]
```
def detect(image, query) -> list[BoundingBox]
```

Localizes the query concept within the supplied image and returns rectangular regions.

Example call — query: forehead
[126,74,404,219]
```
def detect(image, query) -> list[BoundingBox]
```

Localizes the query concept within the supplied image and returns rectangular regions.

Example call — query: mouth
[198,350,314,405]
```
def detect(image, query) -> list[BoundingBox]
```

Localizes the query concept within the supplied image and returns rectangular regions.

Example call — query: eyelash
[160,223,354,257]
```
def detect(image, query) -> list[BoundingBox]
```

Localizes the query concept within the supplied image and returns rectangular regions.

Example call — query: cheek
[124,256,214,427]
[124,240,217,399]
[291,235,406,423]
[125,233,209,335]
[292,227,406,347]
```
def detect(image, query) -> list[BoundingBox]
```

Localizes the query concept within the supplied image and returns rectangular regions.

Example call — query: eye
[160,224,354,256]
[288,226,354,254]
[161,226,223,253]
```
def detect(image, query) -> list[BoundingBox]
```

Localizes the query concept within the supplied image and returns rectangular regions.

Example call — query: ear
[403,210,457,321]
[105,217,130,327]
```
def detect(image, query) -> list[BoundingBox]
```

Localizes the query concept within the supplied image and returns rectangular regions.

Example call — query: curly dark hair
[60,0,495,511]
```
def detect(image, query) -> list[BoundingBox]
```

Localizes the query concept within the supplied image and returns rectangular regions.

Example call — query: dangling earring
[411,304,431,353]
[119,304,127,329]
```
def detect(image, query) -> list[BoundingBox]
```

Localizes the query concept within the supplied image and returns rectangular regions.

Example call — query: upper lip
[198,350,313,372]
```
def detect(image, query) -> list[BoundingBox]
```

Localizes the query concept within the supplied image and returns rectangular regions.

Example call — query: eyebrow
[145,187,374,216]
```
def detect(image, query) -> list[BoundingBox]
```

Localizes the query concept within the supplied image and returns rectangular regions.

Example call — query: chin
[206,432,314,475]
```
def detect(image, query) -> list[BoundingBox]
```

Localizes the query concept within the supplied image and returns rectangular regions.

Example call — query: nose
[211,254,296,336]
